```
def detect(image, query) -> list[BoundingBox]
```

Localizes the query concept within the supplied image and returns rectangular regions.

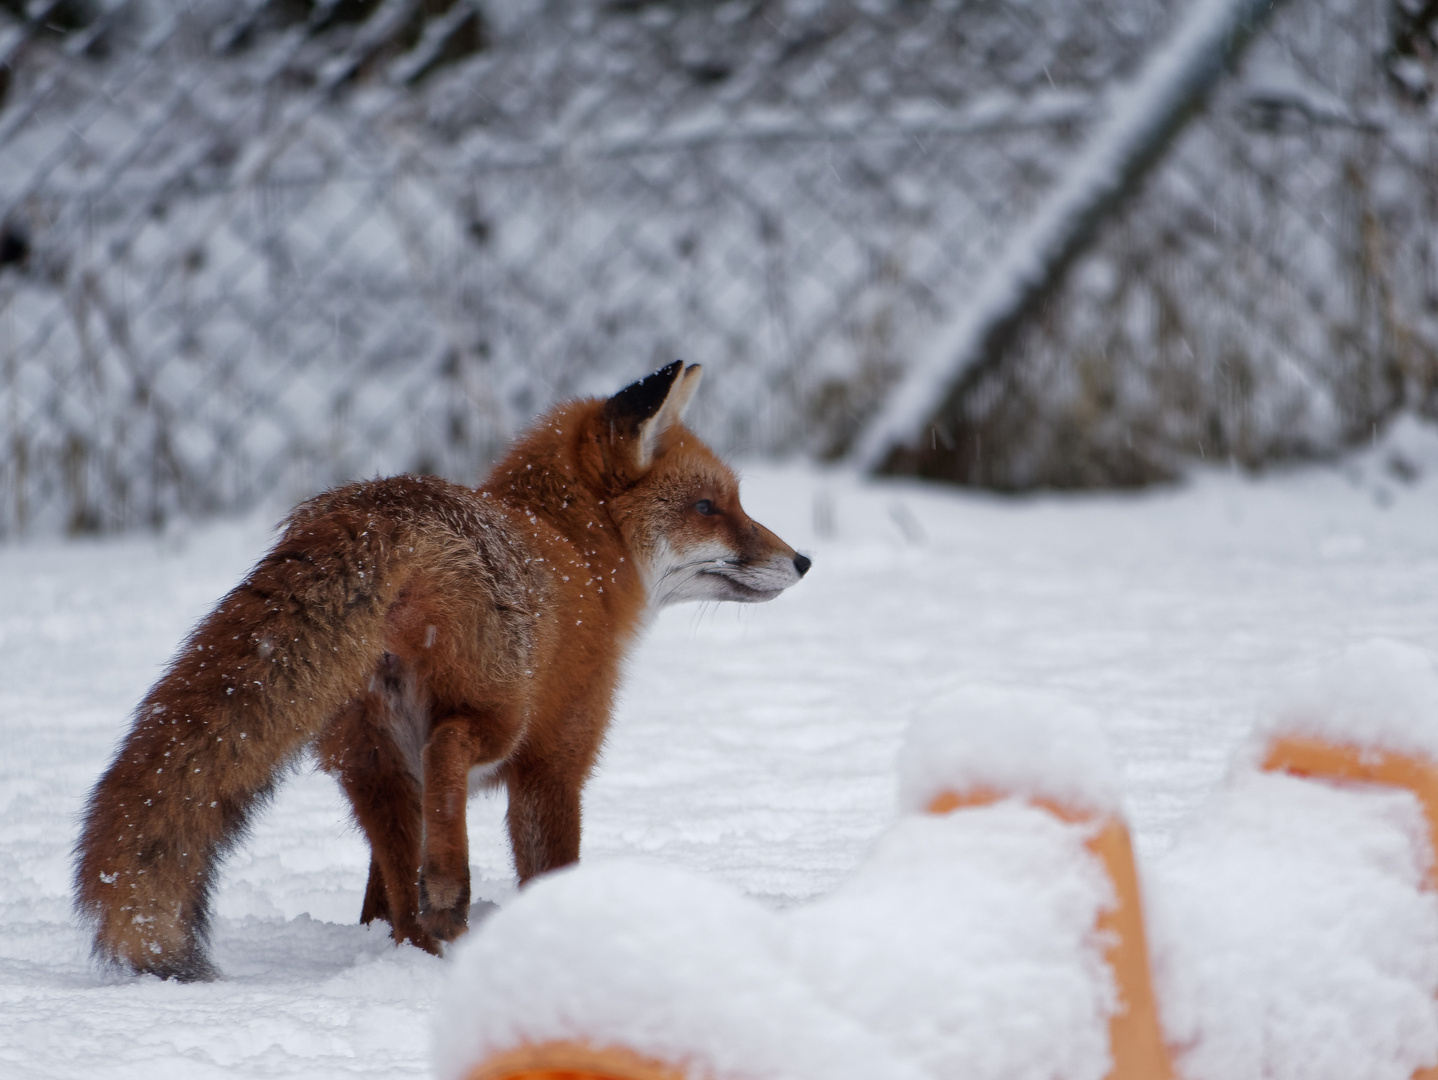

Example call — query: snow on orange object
[1262,736,1438,891]
[1261,734,1438,1080]
[927,788,1174,1080]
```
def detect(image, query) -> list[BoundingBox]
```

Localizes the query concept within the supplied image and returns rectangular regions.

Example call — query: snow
[432,860,925,1080]
[898,686,1123,815]
[3,422,1438,1077]
[1149,772,1438,1080]
[1259,638,1438,762]
[434,807,1113,1080]
[784,805,1115,1080]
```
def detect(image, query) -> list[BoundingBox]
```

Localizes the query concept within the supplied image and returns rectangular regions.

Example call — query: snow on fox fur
[73,361,809,980]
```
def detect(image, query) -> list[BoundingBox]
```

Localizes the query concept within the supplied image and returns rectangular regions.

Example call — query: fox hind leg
[359,854,390,926]
[317,688,438,955]
[415,715,488,943]
[415,703,531,943]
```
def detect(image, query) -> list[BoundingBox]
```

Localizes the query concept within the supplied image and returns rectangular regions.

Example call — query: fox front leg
[502,746,585,883]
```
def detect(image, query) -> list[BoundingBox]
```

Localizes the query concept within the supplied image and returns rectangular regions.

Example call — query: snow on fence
[437,642,1438,1080]
[1,0,1434,534]
[851,0,1284,476]
[859,0,1438,489]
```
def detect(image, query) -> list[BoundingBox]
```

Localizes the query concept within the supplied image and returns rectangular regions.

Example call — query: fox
[74,361,810,980]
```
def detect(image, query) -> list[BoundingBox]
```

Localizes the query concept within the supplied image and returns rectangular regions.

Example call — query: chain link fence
[921,0,1438,488]
[0,0,1434,534]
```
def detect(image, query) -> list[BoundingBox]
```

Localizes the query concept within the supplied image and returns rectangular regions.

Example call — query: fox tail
[73,497,404,980]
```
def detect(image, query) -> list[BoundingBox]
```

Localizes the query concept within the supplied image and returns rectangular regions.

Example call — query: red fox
[74,361,809,980]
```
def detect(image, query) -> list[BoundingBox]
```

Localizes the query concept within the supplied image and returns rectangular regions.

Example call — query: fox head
[601,361,810,607]
[490,362,810,608]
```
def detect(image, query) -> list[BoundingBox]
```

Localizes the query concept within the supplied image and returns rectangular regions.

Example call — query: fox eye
[693,499,717,516]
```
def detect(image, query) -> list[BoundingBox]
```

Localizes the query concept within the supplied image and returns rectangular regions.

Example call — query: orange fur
[74,363,808,979]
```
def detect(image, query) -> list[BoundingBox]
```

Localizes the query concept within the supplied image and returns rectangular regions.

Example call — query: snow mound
[435,807,1116,1080]
[1149,771,1438,1080]
[899,685,1123,816]
[430,859,925,1080]
[786,803,1116,1080]
[1261,638,1438,760]
[434,647,1438,1080]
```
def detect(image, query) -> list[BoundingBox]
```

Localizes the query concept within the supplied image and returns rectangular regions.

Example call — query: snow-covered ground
[3,419,1438,1078]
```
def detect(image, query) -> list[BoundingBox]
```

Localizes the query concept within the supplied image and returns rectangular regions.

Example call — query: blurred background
[0,0,1433,536]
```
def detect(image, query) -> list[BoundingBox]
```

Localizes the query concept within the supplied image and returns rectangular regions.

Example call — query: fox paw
[418,873,470,942]
[396,926,443,957]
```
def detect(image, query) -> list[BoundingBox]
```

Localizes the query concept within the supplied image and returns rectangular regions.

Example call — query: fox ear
[603,361,703,471]
[662,362,703,425]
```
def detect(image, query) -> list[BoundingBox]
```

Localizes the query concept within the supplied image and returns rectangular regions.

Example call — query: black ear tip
[605,360,685,426]
[647,360,683,383]
[634,360,682,392]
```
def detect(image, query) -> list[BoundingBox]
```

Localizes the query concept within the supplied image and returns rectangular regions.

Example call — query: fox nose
[793,553,812,578]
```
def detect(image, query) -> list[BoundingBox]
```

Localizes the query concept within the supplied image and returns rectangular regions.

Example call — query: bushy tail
[74,494,408,979]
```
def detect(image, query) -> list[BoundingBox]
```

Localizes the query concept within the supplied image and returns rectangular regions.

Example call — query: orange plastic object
[1262,734,1438,1080]
[927,788,1175,1080]
[461,1041,690,1080]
